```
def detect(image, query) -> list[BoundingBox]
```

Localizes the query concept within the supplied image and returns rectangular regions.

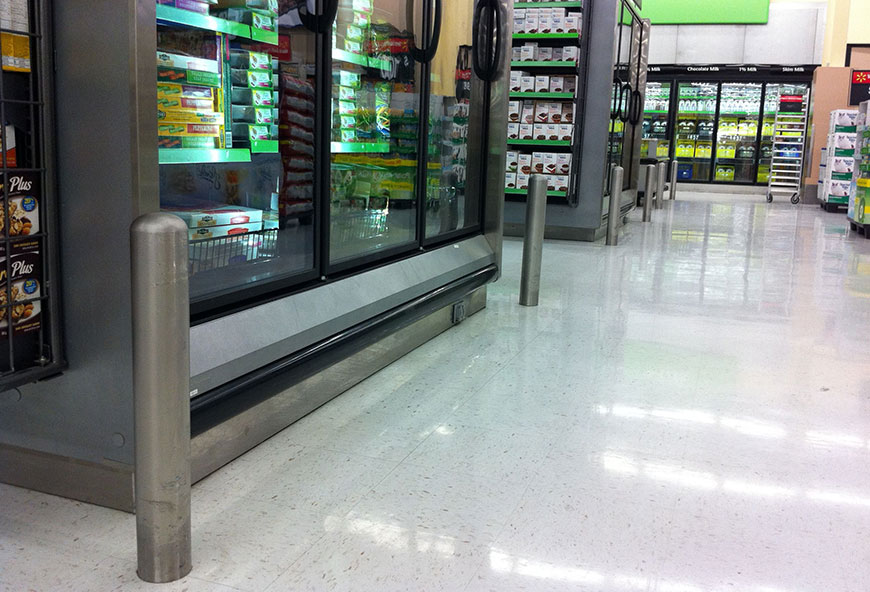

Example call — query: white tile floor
[4,196,870,592]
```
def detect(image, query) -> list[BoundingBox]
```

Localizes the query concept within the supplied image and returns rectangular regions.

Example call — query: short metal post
[643,164,656,222]
[656,161,667,209]
[131,213,192,583]
[519,174,548,306]
[669,160,678,201]
[606,166,624,246]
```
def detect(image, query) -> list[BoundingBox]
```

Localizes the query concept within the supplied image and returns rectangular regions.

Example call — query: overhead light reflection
[650,408,716,424]
[806,489,870,507]
[720,416,787,439]
[612,574,650,589]
[602,453,639,475]
[644,463,717,490]
[805,430,864,448]
[722,479,795,498]
[489,549,604,584]
[611,404,647,418]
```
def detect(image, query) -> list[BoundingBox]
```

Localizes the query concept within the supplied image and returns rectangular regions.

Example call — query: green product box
[157,136,220,149]
[158,66,220,88]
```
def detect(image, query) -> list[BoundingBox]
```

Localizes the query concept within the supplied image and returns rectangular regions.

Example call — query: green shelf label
[514,1,582,6]
[507,139,572,147]
[505,187,567,197]
[250,27,279,46]
[159,148,252,165]
[251,140,279,154]
[156,4,251,38]
[510,92,574,99]
[510,61,577,68]
[513,33,580,39]
[331,141,391,154]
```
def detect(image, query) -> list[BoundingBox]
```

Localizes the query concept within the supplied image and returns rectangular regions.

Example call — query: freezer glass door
[714,82,762,183]
[758,83,778,183]
[423,0,480,242]
[673,81,716,183]
[328,0,422,267]
[157,10,318,308]
[642,81,671,159]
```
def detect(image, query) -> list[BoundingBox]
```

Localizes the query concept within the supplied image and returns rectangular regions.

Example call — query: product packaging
[533,123,547,140]
[537,47,552,62]
[507,122,520,139]
[0,238,42,372]
[538,16,552,34]
[520,76,535,92]
[521,102,535,124]
[561,103,573,123]
[519,123,534,139]
[535,102,549,123]
[509,71,522,92]
[531,152,545,173]
[505,172,517,189]
[565,15,580,33]
[545,123,559,140]
[562,46,578,62]
[549,77,565,93]
[559,124,573,141]
[517,153,532,174]
[4,172,39,237]
[542,152,558,174]
[534,76,549,93]
[516,173,530,190]
[506,150,518,171]
[548,103,562,122]
[508,100,521,122]
[189,221,263,241]
[520,45,536,62]
[556,153,571,174]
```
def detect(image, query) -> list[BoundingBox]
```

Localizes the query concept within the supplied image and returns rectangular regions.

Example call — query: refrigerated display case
[0,0,508,510]
[714,82,762,183]
[642,64,816,187]
[641,81,671,158]
[674,81,716,182]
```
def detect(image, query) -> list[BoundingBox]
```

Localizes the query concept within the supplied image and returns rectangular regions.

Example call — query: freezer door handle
[472,0,501,82]
[423,0,442,63]
[299,0,338,33]
[629,88,643,125]
[618,82,632,123]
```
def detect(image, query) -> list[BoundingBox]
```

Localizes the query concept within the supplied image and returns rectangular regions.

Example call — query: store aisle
[3,197,870,592]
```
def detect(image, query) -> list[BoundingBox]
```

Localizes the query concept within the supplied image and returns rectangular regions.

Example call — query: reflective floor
[3,197,870,591]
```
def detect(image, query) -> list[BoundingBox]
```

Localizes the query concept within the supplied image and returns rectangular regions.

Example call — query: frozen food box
[520,76,535,92]
[509,71,522,92]
[158,136,221,149]
[538,16,552,34]
[565,15,580,33]
[508,100,521,122]
[513,16,525,34]
[549,76,565,93]
[517,153,532,175]
[531,152,545,173]
[157,83,216,101]
[511,46,522,61]
[516,173,530,190]
[553,175,569,191]
[158,108,224,124]
[158,123,223,137]
[536,47,553,62]
[164,204,265,228]
[506,150,519,171]
[189,222,263,241]
[505,172,517,189]
[157,0,212,15]
[519,123,534,140]
[507,122,520,139]
[561,103,573,123]
[157,96,215,112]
[524,15,538,33]
[156,51,220,74]
[545,123,559,140]
[562,46,578,62]
[551,16,564,34]
[533,123,547,140]
[551,47,563,61]
[542,152,558,174]
[535,75,549,93]
[520,45,536,61]
[556,153,571,174]
[158,66,220,87]
[548,103,562,122]
[521,101,535,124]
[559,124,573,141]
[535,102,549,123]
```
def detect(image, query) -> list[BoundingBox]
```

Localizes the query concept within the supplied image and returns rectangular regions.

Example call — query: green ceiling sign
[638,0,770,24]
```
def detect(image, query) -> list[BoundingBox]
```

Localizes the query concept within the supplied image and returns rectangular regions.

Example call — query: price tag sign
[849,70,870,105]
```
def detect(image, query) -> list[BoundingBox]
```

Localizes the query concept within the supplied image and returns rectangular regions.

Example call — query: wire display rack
[0,0,63,387]
[188,228,279,274]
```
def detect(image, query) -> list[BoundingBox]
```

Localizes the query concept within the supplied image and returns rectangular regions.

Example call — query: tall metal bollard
[131,213,192,583]
[643,164,656,223]
[669,160,678,201]
[519,174,548,306]
[656,161,667,209]
[606,166,624,246]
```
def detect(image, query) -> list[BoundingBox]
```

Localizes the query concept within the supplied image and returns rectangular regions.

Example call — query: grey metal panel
[743,7,818,64]
[191,287,487,482]
[675,25,746,64]
[0,1,155,467]
[648,25,678,64]
[574,0,619,229]
[190,236,495,393]
[483,0,511,276]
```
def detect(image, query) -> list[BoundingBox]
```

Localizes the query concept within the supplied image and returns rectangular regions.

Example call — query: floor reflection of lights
[599,452,870,507]
[488,548,806,592]
[596,404,870,450]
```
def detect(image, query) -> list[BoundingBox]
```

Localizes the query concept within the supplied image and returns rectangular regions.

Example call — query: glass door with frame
[758,83,778,183]
[642,81,672,159]
[328,0,425,268]
[673,81,717,183]
[714,82,762,183]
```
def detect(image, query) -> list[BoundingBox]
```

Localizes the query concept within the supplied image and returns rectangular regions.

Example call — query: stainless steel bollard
[643,164,656,223]
[519,174,548,306]
[131,213,192,583]
[656,161,667,209]
[606,166,624,246]
[669,160,678,201]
